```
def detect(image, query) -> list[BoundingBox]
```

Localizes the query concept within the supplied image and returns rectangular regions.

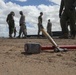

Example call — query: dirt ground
[0,38,76,75]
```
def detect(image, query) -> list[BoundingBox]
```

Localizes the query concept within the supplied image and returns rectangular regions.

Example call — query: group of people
[6,11,52,38]
[6,11,27,38]
[38,12,52,37]
[6,0,76,39]
[37,0,76,39]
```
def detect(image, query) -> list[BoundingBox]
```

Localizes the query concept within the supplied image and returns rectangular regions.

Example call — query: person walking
[47,19,52,36]
[37,12,43,37]
[17,11,27,38]
[59,0,76,39]
[6,11,15,38]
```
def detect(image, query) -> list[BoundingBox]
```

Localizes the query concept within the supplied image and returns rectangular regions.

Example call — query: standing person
[6,11,15,38]
[38,12,43,37]
[59,0,76,39]
[47,19,52,36]
[17,11,27,38]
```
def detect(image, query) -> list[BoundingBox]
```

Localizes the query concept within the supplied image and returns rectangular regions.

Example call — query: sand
[0,38,76,75]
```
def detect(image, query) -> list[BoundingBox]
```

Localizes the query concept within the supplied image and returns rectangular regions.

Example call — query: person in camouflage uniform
[6,11,15,38]
[59,0,76,39]
[47,19,52,36]
[17,11,27,38]
[38,12,43,37]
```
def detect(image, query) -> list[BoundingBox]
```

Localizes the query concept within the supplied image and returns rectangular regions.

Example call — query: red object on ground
[41,45,76,50]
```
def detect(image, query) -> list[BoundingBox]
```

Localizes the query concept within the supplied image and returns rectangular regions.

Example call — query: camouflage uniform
[18,11,27,38]
[38,12,43,37]
[47,19,52,36]
[59,0,76,38]
[6,12,15,38]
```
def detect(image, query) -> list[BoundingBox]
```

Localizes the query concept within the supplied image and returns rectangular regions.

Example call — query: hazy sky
[0,0,61,37]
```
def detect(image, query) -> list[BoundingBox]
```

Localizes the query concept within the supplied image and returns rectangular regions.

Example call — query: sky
[0,0,61,37]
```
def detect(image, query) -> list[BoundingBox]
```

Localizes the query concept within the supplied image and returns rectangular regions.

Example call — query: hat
[10,11,15,16]
[48,19,50,21]
[19,11,23,14]
[40,12,43,15]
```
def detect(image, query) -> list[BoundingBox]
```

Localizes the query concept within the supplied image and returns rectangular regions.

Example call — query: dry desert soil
[0,38,76,75]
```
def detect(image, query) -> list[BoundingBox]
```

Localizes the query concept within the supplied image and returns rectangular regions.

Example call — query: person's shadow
[21,52,33,55]
[21,50,55,56]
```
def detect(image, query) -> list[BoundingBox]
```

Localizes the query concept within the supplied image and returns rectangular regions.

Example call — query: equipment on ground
[41,28,67,52]
[24,28,76,54]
